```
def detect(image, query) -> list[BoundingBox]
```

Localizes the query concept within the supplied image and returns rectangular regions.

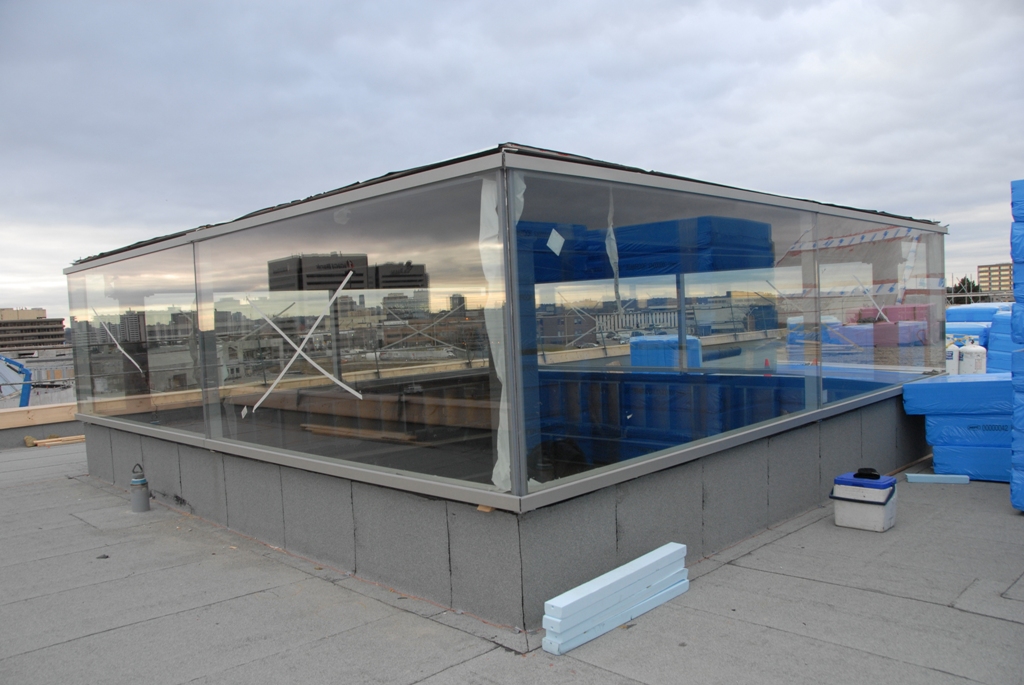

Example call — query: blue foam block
[1013,349,1024,376]
[1014,304,1024,344]
[946,303,1010,323]
[905,473,969,484]
[925,414,1011,447]
[1013,223,1024,262]
[1012,179,1024,223]
[902,373,1012,415]
[987,350,1012,372]
[986,335,1018,353]
[542,579,690,655]
[932,445,1011,482]
[1010,467,1024,510]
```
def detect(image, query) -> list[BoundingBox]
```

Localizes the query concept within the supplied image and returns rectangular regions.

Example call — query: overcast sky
[2,0,1022,324]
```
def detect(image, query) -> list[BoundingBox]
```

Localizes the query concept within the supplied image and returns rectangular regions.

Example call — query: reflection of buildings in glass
[119,310,146,343]
[267,254,429,292]
[536,311,598,347]
[449,293,466,311]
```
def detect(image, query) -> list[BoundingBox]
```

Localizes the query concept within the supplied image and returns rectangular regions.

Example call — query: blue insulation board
[1011,469,1024,511]
[902,373,1012,415]
[1013,349,1024,375]
[988,350,1012,372]
[986,335,1018,353]
[991,311,1012,334]
[1012,179,1024,223]
[630,335,702,369]
[1014,303,1024,344]
[1013,223,1024,262]
[932,446,1011,482]
[946,322,990,347]
[946,303,1010,322]
[925,415,1012,447]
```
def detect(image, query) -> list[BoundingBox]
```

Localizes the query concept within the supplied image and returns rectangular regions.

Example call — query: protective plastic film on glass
[813,215,945,402]
[193,172,511,491]
[71,245,203,432]
[510,171,824,489]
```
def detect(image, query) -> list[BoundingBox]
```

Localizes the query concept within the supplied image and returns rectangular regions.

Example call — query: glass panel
[70,245,204,432]
[193,172,510,491]
[511,170,824,488]
[814,216,945,401]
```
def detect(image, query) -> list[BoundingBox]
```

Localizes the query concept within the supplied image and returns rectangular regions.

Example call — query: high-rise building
[978,263,1012,291]
[0,308,66,350]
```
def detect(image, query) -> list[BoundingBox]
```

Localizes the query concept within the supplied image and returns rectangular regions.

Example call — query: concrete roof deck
[1,441,1022,684]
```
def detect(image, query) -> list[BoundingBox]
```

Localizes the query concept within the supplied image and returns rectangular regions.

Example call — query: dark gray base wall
[0,420,84,450]
[84,395,926,632]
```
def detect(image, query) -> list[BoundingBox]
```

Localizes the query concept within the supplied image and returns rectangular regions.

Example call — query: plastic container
[830,469,897,532]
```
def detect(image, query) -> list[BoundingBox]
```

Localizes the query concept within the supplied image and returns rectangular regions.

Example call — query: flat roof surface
[1,440,1022,683]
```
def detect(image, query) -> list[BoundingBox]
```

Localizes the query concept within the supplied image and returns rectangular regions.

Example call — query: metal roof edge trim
[75,382,905,514]
[76,412,523,512]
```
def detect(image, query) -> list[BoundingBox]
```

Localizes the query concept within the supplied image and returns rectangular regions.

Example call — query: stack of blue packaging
[1010,179,1024,510]
[987,311,1015,372]
[903,374,1013,481]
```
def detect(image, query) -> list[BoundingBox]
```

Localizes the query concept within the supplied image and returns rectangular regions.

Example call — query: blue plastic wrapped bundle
[933,446,1011,482]
[925,415,1011,447]
[991,311,1012,333]
[986,334,1018,353]
[1014,304,1024,345]
[1016,264,1024,304]
[945,303,1010,322]
[1011,469,1024,511]
[987,349,1012,372]
[1012,179,1024,223]
[629,335,702,369]
[903,373,1013,415]
[945,322,991,348]
[1012,223,1024,263]
[1012,349,1024,377]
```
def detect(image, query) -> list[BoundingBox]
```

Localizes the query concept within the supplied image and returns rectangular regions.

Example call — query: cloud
[1,0,1023,322]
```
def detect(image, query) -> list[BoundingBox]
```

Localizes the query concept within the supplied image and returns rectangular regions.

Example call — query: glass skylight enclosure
[66,146,945,506]
[512,170,944,492]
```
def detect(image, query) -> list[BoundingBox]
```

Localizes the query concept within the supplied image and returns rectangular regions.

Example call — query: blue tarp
[933,446,1011,482]
[925,414,1012,447]
[903,373,1013,415]
[946,303,1010,322]
[1012,179,1024,223]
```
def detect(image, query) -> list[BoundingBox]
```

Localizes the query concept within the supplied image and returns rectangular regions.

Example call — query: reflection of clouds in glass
[195,174,493,295]
[685,267,803,298]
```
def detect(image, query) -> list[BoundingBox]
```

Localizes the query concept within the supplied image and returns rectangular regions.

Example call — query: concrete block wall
[84,394,926,632]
